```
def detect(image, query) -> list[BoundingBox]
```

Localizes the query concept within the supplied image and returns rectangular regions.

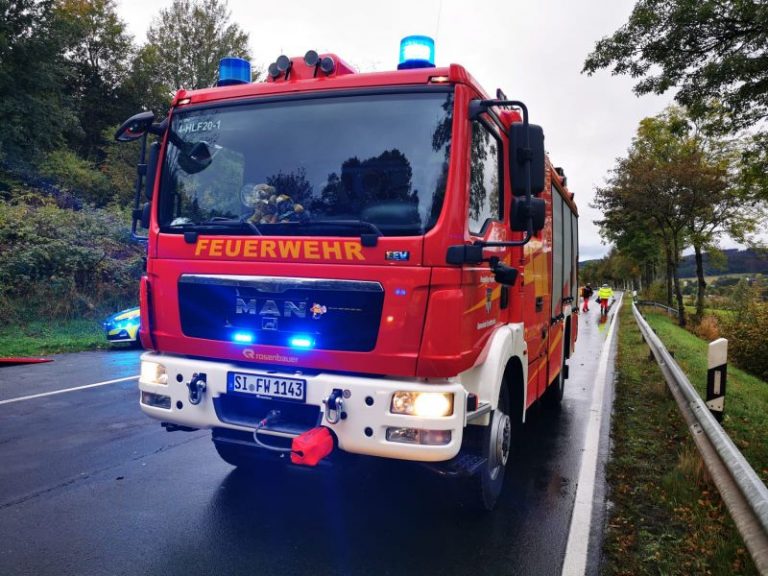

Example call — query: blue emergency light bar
[398,35,436,70]
[218,57,251,86]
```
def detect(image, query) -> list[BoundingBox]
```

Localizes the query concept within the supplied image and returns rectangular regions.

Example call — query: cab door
[462,113,509,356]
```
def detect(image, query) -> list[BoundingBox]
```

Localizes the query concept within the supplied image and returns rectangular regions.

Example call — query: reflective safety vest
[598,286,613,300]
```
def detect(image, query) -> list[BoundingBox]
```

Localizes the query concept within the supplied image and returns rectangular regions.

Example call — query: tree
[54,0,135,160]
[0,0,74,166]
[663,107,764,320]
[595,113,691,326]
[123,44,175,117]
[596,106,766,325]
[583,0,768,133]
[144,0,253,95]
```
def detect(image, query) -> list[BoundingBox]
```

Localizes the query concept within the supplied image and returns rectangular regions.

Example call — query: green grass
[644,312,768,486]
[682,305,736,321]
[0,317,109,357]
[602,304,758,575]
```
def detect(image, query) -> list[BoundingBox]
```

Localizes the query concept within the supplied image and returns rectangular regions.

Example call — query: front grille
[178,275,384,352]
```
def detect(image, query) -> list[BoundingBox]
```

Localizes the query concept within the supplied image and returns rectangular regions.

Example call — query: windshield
[158,91,454,237]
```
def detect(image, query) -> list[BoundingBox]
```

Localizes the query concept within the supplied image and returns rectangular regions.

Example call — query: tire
[462,383,514,511]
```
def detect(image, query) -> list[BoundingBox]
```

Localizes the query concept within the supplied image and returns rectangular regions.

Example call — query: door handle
[535,297,544,312]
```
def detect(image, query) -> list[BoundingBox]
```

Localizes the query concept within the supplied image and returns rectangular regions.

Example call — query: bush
[644,280,668,304]
[720,279,768,381]
[39,149,112,206]
[693,315,720,341]
[0,195,144,323]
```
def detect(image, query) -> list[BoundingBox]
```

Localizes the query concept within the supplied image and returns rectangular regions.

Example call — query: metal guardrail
[632,303,768,574]
[635,300,679,316]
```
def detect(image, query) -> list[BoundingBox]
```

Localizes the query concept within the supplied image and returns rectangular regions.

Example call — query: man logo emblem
[310,303,327,319]
[485,288,493,314]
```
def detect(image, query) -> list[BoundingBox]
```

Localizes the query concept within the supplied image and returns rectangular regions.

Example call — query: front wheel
[462,384,514,511]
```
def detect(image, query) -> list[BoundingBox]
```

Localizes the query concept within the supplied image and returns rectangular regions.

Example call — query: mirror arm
[131,133,149,241]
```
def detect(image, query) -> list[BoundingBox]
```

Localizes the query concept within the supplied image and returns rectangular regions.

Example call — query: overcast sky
[116,0,679,260]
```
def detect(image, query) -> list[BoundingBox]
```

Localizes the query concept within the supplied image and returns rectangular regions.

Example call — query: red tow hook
[291,426,334,466]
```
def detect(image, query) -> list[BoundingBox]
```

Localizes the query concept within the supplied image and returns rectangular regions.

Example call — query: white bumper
[138,352,466,462]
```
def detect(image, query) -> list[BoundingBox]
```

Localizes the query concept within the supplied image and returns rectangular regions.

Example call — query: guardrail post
[706,338,728,423]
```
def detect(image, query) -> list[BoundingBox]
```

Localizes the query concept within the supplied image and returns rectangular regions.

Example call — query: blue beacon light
[232,331,254,344]
[218,57,251,86]
[397,35,436,70]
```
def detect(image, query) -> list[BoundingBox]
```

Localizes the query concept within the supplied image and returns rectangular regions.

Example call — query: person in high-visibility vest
[597,283,614,315]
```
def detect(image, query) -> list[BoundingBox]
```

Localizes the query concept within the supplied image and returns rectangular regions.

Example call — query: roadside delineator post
[706,338,728,423]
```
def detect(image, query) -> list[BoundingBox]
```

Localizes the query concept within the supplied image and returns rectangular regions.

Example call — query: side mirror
[511,197,546,232]
[115,111,155,142]
[132,202,151,230]
[509,123,545,196]
[178,141,218,174]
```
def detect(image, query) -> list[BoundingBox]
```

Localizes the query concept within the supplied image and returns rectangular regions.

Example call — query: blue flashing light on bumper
[289,336,314,349]
[232,332,254,344]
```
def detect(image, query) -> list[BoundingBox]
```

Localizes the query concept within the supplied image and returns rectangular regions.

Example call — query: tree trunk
[693,244,707,322]
[664,244,674,307]
[671,234,686,328]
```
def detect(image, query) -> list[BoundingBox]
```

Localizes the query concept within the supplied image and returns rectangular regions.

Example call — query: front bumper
[138,352,466,462]
[105,327,139,342]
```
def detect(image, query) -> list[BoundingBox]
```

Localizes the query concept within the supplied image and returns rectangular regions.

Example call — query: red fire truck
[116,37,579,510]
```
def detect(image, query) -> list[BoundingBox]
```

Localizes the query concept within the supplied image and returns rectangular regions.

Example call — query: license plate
[227,372,306,402]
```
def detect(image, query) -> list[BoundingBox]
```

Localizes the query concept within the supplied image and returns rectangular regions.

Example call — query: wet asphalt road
[0,302,618,576]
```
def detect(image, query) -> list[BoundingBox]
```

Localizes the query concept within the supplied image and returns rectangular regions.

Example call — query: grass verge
[602,304,758,575]
[0,318,108,357]
[644,310,768,486]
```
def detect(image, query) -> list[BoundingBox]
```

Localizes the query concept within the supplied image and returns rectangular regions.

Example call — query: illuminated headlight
[141,391,171,409]
[386,427,451,445]
[141,361,168,385]
[390,392,454,417]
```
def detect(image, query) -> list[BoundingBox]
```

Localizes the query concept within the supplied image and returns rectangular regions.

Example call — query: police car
[103,307,141,346]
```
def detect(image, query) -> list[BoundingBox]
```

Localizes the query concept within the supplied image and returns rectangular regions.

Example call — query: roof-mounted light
[218,57,251,86]
[304,50,320,68]
[276,55,292,75]
[398,35,435,70]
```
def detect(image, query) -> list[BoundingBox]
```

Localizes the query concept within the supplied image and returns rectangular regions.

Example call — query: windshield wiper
[166,219,262,236]
[274,219,382,246]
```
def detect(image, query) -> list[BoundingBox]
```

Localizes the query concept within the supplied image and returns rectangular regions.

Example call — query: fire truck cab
[117,37,579,510]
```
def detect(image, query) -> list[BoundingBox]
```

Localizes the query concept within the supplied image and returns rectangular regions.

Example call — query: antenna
[434,0,443,43]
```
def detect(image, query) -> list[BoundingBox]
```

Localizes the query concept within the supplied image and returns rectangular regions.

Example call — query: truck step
[422,453,488,478]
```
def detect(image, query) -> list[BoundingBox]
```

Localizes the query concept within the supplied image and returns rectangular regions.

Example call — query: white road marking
[561,295,623,576]
[0,375,139,406]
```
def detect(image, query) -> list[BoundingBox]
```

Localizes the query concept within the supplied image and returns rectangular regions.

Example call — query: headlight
[141,361,168,385]
[390,391,454,417]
